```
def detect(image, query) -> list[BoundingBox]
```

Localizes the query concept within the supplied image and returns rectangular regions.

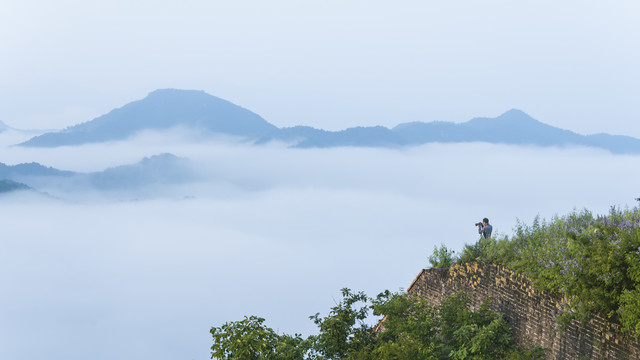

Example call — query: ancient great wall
[407,263,640,359]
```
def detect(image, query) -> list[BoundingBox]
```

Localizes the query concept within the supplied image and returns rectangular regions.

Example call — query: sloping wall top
[408,263,640,359]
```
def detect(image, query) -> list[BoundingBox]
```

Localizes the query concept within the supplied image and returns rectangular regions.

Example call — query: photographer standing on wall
[476,218,493,239]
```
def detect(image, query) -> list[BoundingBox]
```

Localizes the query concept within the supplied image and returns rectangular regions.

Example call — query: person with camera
[476,218,492,239]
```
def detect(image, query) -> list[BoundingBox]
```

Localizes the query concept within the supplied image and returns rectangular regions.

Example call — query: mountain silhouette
[20,89,278,147]
[88,153,195,190]
[0,162,75,181]
[285,109,640,153]
[18,89,640,154]
[391,109,583,146]
[0,179,33,193]
[0,153,194,193]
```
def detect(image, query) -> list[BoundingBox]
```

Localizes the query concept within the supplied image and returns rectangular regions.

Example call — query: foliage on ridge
[450,206,640,336]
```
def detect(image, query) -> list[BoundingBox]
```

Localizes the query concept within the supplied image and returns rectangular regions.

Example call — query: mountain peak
[466,109,541,129]
[149,88,203,94]
[19,89,278,147]
[145,88,209,100]
[16,91,640,154]
[496,109,537,122]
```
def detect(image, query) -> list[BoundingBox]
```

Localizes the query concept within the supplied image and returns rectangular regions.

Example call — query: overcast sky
[1,0,639,136]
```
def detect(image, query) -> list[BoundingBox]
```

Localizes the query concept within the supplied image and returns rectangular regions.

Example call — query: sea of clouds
[1,129,638,360]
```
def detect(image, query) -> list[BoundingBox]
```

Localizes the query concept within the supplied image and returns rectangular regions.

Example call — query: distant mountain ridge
[0,162,75,179]
[21,89,278,147]
[19,89,640,154]
[0,179,57,199]
[88,153,195,189]
[390,109,640,153]
[0,179,33,193]
[0,153,194,193]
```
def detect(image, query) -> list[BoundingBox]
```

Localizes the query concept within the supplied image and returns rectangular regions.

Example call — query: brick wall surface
[407,263,640,360]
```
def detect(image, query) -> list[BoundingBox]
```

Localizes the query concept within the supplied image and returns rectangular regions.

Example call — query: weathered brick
[408,263,640,359]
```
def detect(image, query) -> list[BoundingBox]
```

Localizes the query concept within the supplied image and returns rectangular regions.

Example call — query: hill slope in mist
[88,153,195,190]
[0,179,33,193]
[0,154,194,195]
[18,89,640,154]
[0,120,11,132]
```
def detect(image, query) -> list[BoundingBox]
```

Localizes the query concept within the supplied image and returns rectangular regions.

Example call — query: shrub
[458,206,640,336]
[428,244,457,268]
[211,290,545,359]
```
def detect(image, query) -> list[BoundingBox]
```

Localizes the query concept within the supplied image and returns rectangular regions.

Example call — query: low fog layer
[1,134,638,360]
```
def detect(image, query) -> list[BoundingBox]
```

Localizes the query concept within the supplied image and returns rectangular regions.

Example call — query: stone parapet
[407,263,640,359]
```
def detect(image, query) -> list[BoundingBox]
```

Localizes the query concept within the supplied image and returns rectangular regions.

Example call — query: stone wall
[407,263,640,359]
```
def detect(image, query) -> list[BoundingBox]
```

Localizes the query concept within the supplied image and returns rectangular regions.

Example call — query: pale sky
[1,0,640,136]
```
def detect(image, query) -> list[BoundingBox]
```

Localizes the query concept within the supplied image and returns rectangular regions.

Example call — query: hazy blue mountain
[0,153,194,194]
[257,125,330,145]
[286,109,640,153]
[391,109,640,153]
[0,162,75,179]
[0,179,33,193]
[292,126,405,148]
[20,89,279,147]
[0,179,63,200]
[392,109,583,146]
[88,153,195,190]
[584,133,640,154]
[0,162,76,193]
[18,89,640,154]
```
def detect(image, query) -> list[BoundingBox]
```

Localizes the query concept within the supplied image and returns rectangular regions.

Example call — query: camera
[475,222,483,227]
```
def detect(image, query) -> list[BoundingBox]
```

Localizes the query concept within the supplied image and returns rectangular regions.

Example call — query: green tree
[428,244,457,268]
[211,290,545,359]
[439,293,514,359]
[307,288,375,359]
[210,315,307,360]
[371,290,440,359]
[619,246,640,335]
